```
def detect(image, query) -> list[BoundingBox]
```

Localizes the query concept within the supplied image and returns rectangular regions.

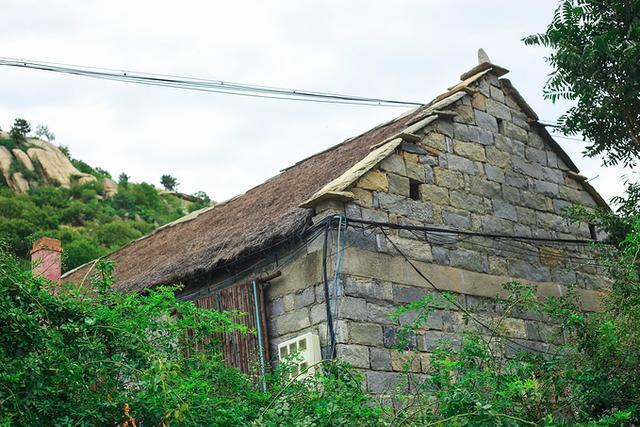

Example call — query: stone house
[61,52,610,393]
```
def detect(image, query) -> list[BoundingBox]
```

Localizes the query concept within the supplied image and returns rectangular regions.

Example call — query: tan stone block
[390,350,421,372]
[420,352,432,373]
[423,132,446,152]
[357,170,389,192]
[434,168,463,189]
[405,161,424,181]
[351,187,373,208]
[540,247,563,267]
[452,140,486,162]
[485,146,512,168]
[472,93,487,111]
[488,256,508,276]
[420,184,449,205]
[454,104,474,123]
[403,152,420,164]
[500,317,526,339]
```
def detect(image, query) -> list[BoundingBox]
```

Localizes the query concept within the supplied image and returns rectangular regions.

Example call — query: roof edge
[299,137,403,208]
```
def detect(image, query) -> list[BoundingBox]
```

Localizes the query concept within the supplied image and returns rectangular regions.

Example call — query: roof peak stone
[478,48,491,64]
[459,48,509,81]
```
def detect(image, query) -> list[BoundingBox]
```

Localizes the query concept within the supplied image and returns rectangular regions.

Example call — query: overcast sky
[0,0,630,204]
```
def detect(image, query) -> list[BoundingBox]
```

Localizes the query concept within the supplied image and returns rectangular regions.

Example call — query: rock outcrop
[0,132,100,193]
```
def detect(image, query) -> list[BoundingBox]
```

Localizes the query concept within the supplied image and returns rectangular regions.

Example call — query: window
[589,224,598,240]
[409,179,420,201]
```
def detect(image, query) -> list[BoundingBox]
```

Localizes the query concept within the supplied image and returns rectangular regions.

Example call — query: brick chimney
[31,237,63,283]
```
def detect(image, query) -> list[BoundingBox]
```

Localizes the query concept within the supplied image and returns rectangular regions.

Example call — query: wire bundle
[0,57,423,108]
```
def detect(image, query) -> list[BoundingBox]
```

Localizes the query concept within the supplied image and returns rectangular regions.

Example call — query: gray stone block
[521,191,549,211]
[502,185,521,203]
[525,147,547,165]
[508,259,551,282]
[310,303,327,324]
[442,207,471,229]
[294,287,315,309]
[383,326,416,349]
[272,310,311,336]
[339,296,368,321]
[502,121,528,142]
[370,347,392,371]
[449,248,487,273]
[366,371,407,393]
[269,297,285,317]
[337,344,370,369]
[419,331,461,352]
[489,85,505,102]
[481,216,515,234]
[493,200,518,221]
[542,167,564,184]
[361,207,389,223]
[453,122,472,141]
[436,120,454,138]
[388,173,410,196]
[350,322,384,346]
[450,191,488,214]
[537,212,568,232]
[344,276,392,301]
[485,98,511,120]
[379,154,406,176]
[431,245,450,264]
[469,178,502,198]
[367,302,395,325]
[485,164,505,183]
[446,153,480,175]
[392,284,428,304]
[474,109,499,132]
[533,180,559,197]
[513,157,543,179]
[377,192,434,222]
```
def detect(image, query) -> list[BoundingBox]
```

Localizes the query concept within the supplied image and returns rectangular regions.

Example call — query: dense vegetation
[0,118,211,272]
[1,201,638,425]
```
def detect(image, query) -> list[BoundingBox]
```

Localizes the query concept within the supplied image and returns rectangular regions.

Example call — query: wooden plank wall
[194,282,269,376]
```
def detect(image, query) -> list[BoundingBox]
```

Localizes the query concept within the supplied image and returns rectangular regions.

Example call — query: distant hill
[0,127,211,272]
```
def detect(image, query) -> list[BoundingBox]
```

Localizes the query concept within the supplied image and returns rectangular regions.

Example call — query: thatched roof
[62,99,434,292]
[62,59,604,293]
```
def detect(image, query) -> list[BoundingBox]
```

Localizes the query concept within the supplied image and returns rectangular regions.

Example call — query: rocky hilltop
[0,131,116,195]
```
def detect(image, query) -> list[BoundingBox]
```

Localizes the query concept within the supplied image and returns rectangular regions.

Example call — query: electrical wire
[0,57,423,108]
[375,226,557,356]
[347,218,598,245]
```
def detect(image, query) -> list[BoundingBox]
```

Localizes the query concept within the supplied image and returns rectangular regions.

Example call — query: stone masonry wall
[333,71,610,394]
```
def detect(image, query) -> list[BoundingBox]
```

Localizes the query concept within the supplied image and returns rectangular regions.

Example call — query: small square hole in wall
[589,224,598,240]
[409,179,420,201]
[496,118,504,134]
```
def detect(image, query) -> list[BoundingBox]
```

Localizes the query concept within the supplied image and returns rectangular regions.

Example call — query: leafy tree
[9,118,31,142]
[118,172,130,188]
[160,174,178,191]
[524,0,640,167]
[34,124,55,142]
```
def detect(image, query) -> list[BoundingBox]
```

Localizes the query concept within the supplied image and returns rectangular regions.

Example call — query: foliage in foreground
[2,195,640,426]
[0,253,379,426]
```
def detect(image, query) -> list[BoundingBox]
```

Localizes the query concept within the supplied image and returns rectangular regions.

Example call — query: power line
[346,218,598,245]
[0,57,424,108]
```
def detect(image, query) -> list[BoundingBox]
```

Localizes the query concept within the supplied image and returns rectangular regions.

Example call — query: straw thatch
[62,99,435,292]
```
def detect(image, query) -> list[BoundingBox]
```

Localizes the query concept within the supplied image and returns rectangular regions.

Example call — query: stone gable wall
[333,72,610,393]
